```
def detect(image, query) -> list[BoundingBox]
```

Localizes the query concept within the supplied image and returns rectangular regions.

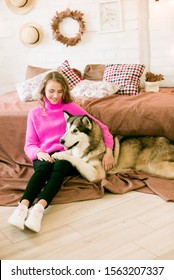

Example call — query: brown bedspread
[1,89,174,206]
[79,88,174,139]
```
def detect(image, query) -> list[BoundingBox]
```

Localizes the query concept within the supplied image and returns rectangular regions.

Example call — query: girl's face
[45,80,63,104]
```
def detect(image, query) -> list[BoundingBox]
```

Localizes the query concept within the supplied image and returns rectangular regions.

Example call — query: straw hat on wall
[5,0,35,15]
[20,22,43,47]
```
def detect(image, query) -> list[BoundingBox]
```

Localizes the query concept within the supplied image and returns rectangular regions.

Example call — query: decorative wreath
[51,9,86,47]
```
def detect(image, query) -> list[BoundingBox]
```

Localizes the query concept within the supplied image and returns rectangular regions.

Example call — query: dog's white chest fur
[71,147,84,158]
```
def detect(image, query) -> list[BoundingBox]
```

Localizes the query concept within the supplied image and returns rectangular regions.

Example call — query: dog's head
[60,111,93,150]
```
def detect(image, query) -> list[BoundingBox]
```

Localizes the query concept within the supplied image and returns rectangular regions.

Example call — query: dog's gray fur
[109,135,174,178]
[52,112,174,181]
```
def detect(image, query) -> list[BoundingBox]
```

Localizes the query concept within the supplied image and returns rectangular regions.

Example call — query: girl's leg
[21,160,53,207]
[38,159,77,205]
[8,160,53,230]
[24,160,77,233]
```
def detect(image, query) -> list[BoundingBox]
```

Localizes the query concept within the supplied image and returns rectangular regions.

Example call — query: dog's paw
[51,152,72,162]
[51,152,59,161]
[51,152,67,161]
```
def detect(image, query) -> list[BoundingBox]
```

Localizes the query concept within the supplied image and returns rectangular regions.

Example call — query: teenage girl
[8,71,114,233]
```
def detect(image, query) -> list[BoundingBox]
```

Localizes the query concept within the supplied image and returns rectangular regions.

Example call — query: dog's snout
[60,138,65,145]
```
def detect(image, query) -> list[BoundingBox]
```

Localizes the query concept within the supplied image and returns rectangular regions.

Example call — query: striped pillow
[103,64,145,95]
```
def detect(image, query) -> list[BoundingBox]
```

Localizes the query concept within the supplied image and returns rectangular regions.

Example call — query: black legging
[21,159,78,207]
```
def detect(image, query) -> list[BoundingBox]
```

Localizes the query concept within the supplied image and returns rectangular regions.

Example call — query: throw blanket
[1,89,174,206]
[1,168,174,206]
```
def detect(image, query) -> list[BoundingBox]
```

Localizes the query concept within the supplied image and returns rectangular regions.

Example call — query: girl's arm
[24,111,42,161]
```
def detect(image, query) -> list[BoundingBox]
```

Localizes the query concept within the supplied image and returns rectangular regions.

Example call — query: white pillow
[71,79,120,98]
[16,71,51,102]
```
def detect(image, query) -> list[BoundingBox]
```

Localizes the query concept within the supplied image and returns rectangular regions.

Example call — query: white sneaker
[24,204,44,233]
[8,203,28,230]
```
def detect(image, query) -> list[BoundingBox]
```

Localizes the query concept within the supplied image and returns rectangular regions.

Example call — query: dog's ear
[63,111,72,121]
[81,115,93,130]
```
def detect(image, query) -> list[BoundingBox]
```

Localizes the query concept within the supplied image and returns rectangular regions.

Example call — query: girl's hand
[37,152,53,163]
[102,147,115,171]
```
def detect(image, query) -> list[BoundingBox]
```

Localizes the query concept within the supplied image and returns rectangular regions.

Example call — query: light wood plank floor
[1,191,174,260]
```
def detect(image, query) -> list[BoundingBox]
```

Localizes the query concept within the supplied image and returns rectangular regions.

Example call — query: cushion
[16,71,51,102]
[83,64,105,81]
[71,79,120,98]
[103,64,145,95]
[17,61,82,102]
[72,68,82,78]
[58,60,82,89]
[25,65,51,80]
[25,64,81,80]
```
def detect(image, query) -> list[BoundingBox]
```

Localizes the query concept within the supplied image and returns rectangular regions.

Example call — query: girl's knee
[53,160,78,176]
[54,160,72,170]
[34,160,53,172]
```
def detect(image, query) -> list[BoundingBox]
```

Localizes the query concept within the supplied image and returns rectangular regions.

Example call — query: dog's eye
[72,128,78,133]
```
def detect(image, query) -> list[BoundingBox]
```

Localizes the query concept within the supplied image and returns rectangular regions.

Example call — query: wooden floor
[1,191,174,260]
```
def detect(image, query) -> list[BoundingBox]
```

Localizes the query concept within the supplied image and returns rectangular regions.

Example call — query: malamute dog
[52,111,106,181]
[52,112,174,181]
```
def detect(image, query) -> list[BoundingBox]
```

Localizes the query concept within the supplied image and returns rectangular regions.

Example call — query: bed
[1,62,174,206]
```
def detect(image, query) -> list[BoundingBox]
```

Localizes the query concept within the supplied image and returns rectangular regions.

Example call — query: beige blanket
[1,90,174,206]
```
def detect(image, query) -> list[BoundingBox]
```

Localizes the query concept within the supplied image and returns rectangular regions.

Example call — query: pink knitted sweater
[24,98,114,161]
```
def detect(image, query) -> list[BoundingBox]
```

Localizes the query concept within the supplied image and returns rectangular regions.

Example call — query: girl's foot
[8,203,28,230]
[25,203,44,233]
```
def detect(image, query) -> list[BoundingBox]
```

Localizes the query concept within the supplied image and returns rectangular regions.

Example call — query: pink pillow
[58,60,82,89]
[103,64,145,95]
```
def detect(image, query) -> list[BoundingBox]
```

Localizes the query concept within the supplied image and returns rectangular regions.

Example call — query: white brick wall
[149,0,174,87]
[0,0,174,94]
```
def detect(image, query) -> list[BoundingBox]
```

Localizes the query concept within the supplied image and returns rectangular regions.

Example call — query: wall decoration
[98,0,122,33]
[51,9,86,47]
[20,22,43,47]
[5,0,35,15]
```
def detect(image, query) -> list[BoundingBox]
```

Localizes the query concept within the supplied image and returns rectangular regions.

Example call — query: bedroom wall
[0,0,174,95]
[149,0,174,87]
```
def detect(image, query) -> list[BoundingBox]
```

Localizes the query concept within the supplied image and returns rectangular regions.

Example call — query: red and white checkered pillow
[58,60,82,90]
[103,64,145,95]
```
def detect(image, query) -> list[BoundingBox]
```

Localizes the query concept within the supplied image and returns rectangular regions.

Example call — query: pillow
[72,68,82,78]
[25,63,82,80]
[103,64,145,95]
[16,70,51,102]
[58,60,82,89]
[71,79,120,98]
[17,61,82,102]
[25,65,51,80]
[83,64,105,81]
